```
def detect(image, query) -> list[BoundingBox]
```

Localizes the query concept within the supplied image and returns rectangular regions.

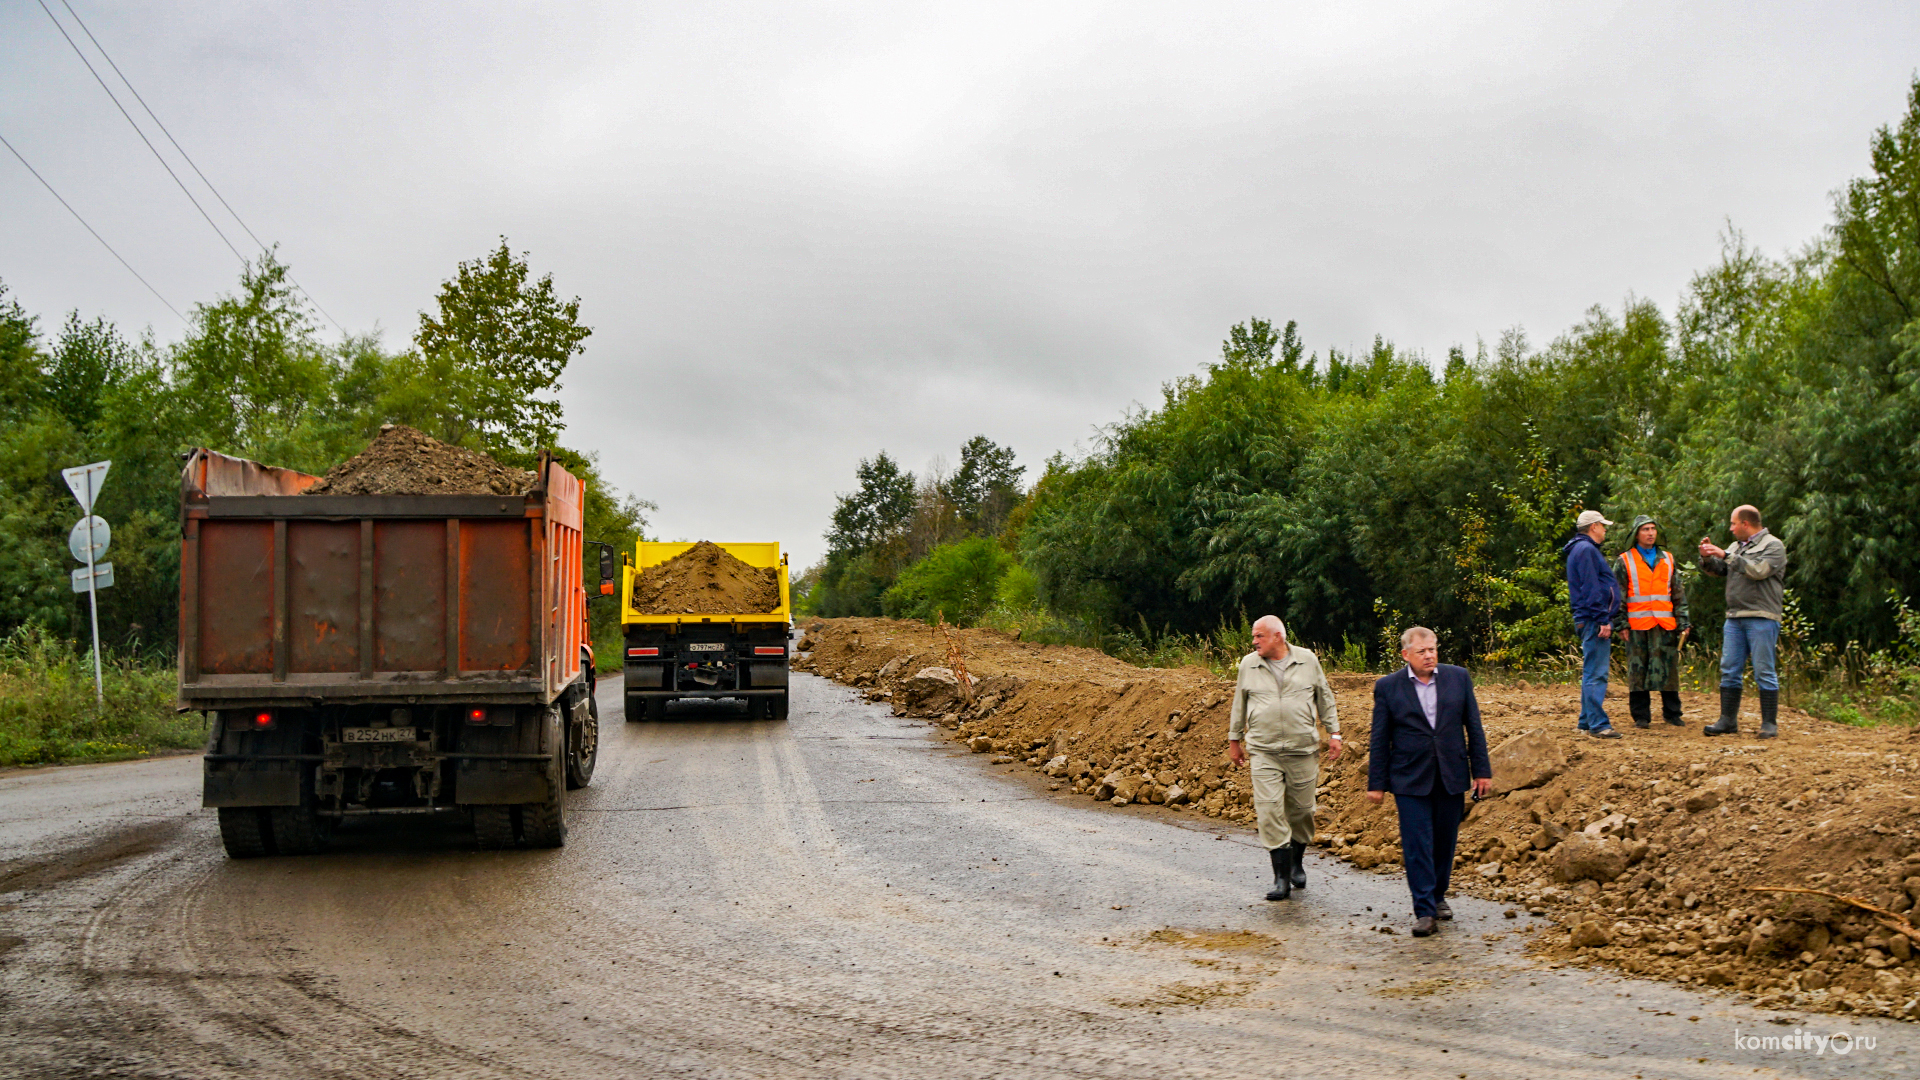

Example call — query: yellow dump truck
[619,541,791,721]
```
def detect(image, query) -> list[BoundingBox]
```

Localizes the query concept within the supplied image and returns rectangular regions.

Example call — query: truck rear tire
[772,691,790,721]
[267,768,333,855]
[218,807,272,858]
[472,806,516,849]
[566,692,598,789]
[517,706,568,848]
[625,695,651,723]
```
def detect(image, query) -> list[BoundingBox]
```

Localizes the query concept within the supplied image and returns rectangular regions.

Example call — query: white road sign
[61,460,111,514]
[71,562,114,593]
[68,516,111,563]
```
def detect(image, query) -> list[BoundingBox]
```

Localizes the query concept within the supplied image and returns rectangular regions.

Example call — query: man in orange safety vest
[1612,514,1689,728]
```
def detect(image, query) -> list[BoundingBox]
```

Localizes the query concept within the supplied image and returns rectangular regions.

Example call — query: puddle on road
[1371,976,1485,998]
[1109,979,1258,1009]
[1141,928,1285,953]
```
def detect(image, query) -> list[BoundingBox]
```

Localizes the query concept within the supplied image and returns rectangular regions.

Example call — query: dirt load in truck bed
[632,541,780,615]
[303,424,535,496]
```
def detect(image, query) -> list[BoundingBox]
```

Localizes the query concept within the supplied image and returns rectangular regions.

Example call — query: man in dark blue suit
[1366,626,1493,937]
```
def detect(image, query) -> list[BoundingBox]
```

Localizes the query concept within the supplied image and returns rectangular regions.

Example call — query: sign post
[62,461,111,707]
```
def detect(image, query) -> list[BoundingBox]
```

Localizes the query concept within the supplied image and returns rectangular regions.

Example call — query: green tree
[882,536,1015,625]
[46,313,136,433]
[827,452,917,556]
[949,435,1024,535]
[0,282,43,420]
[407,239,591,452]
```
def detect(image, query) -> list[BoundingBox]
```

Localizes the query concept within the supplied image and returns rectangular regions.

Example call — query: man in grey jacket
[1699,504,1789,739]
[1227,615,1341,901]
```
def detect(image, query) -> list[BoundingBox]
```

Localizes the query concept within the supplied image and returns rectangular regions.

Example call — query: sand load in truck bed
[632,541,781,615]
[303,424,536,496]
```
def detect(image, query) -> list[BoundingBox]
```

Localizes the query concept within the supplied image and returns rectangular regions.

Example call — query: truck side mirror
[599,545,616,595]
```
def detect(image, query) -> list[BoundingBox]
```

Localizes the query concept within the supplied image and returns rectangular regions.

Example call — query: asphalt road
[0,666,1909,1078]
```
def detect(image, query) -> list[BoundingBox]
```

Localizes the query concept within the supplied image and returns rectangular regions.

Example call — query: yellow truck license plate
[342,727,415,743]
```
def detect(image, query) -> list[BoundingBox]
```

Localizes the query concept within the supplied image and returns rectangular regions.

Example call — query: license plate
[685,643,724,652]
[342,727,416,743]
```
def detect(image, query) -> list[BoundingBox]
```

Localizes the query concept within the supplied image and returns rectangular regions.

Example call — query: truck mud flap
[456,761,552,805]
[204,764,301,807]
[625,664,665,689]
[748,661,789,687]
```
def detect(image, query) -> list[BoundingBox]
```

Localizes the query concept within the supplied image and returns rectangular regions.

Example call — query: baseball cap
[1575,510,1614,529]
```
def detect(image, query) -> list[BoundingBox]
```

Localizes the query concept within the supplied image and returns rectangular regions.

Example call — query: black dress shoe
[1436,900,1453,920]
[1411,916,1437,937]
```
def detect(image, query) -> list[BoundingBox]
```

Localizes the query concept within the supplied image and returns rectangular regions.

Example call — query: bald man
[1699,504,1788,739]
[1228,615,1341,901]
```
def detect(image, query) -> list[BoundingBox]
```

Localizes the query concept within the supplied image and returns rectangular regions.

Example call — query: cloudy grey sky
[3,1,1915,567]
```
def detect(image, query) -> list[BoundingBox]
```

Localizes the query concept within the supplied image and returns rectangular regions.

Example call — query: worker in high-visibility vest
[1611,515,1689,728]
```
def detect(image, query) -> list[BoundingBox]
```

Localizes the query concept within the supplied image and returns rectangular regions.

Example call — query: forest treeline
[0,240,649,663]
[805,78,1920,677]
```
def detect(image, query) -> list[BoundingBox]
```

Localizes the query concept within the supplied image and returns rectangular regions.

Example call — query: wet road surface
[0,667,1909,1078]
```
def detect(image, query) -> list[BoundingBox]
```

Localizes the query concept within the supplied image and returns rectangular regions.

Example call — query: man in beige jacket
[1228,615,1341,901]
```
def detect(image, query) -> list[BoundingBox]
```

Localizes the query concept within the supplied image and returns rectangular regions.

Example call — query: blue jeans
[1721,617,1780,691]
[1576,621,1611,730]
[1395,788,1465,920]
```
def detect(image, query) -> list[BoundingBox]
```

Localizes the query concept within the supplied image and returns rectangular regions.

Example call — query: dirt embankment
[795,616,1920,1021]
[632,542,781,615]
[304,425,535,496]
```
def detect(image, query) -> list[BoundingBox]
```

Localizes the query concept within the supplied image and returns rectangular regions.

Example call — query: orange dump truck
[178,448,613,856]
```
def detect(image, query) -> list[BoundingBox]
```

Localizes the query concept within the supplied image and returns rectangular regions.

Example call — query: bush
[0,625,201,767]
[882,537,1015,625]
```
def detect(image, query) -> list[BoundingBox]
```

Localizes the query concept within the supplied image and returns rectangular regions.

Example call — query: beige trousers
[1250,748,1318,850]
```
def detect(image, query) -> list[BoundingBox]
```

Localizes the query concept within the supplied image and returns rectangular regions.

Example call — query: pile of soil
[794,616,1920,1021]
[631,541,780,615]
[304,425,535,496]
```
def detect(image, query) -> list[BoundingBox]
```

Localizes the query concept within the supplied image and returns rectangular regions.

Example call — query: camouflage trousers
[1622,625,1682,692]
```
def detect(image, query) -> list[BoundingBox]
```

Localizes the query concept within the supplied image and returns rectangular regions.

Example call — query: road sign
[62,460,111,707]
[71,562,114,593]
[68,516,111,563]
[62,460,111,514]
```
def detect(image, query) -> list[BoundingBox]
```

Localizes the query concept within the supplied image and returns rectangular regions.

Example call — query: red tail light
[627,647,659,657]
[467,707,489,724]
[753,647,785,656]
[252,711,274,728]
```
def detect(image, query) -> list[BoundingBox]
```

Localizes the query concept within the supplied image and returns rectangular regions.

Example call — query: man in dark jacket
[1366,626,1493,938]
[1562,509,1622,738]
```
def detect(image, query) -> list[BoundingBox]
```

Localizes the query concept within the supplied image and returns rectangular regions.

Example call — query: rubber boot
[1290,841,1308,889]
[1265,846,1293,901]
[1661,690,1684,726]
[1757,688,1779,739]
[1705,686,1741,736]
[1628,691,1652,729]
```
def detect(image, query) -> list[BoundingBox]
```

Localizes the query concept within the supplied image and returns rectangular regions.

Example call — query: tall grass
[0,625,202,768]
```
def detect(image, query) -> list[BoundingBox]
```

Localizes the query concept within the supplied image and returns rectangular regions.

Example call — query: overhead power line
[0,129,184,322]
[37,0,349,337]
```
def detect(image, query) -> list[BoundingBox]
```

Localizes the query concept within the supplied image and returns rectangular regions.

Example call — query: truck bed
[619,541,790,625]
[177,449,586,709]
